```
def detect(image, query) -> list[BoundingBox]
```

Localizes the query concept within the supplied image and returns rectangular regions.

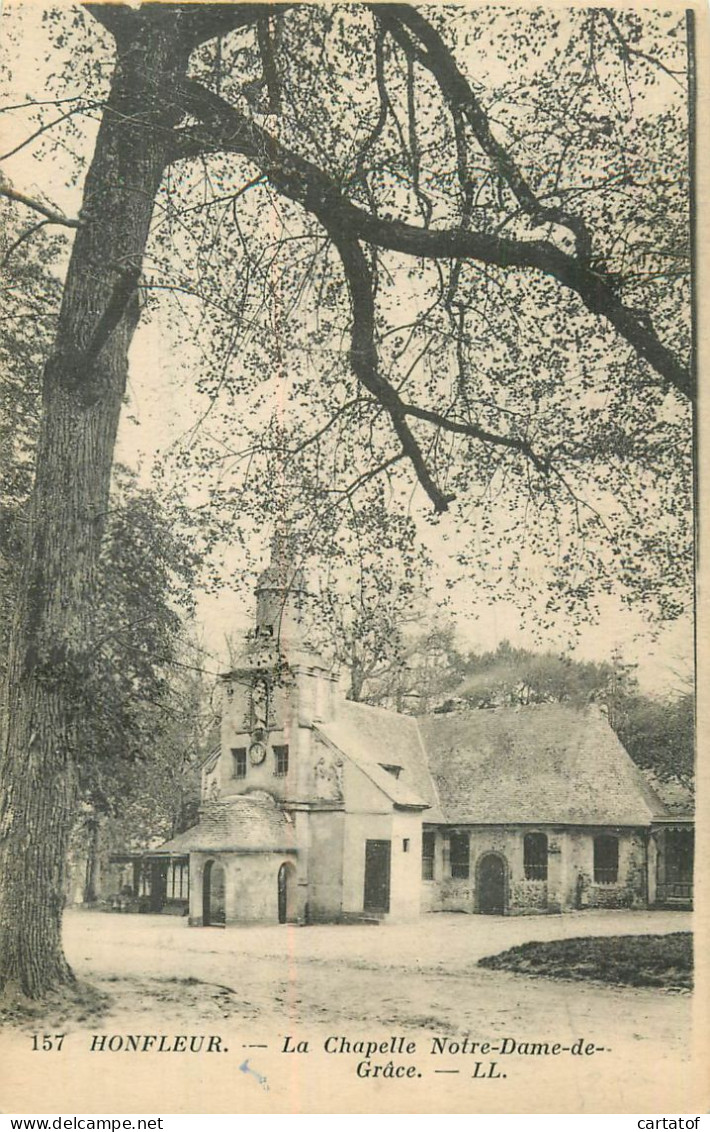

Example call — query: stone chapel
[118,544,693,925]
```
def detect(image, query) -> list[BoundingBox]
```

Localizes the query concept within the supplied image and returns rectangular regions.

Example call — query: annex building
[117,551,693,925]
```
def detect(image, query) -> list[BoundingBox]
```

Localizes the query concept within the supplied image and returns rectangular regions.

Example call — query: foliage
[615,692,694,786]
[148,4,692,628]
[0,209,205,830]
[3,4,692,628]
[73,475,205,824]
[449,641,694,787]
[369,630,694,786]
[437,639,635,713]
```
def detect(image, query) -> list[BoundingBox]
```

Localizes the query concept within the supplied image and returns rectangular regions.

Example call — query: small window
[450,831,470,879]
[402,838,410,853]
[380,764,402,779]
[422,832,435,880]
[524,832,548,881]
[274,744,289,777]
[594,835,619,883]
[232,747,246,779]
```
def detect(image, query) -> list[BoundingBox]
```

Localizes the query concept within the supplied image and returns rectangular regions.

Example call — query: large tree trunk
[0,14,189,999]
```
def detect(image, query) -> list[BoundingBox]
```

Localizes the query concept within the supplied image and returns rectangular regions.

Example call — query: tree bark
[0,16,190,999]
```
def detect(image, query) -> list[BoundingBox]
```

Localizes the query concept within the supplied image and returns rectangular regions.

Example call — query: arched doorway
[477,853,507,914]
[277,862,296,924]
[203,860,226,926]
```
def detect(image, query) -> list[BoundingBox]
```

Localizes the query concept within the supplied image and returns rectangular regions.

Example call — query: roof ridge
[340,697,418,721]
[417,701,602,721]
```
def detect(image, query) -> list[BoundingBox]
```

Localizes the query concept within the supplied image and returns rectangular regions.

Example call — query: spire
[254,525,310,648]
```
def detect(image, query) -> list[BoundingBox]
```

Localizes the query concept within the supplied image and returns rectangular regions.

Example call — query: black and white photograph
[0,0,703,1116]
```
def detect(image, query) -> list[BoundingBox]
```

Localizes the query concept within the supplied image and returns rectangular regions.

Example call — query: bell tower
[209,529,339,806]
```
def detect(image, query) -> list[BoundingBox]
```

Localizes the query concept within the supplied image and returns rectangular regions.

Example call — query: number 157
[31,1034,65,1051]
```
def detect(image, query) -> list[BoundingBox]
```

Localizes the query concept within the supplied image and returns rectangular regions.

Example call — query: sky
[110,306,693,695]
[1,1,695,696]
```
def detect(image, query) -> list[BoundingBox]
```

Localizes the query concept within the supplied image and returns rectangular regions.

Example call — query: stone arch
[277,860,298,924]
[202,858,226,926]
[476,851,508,915]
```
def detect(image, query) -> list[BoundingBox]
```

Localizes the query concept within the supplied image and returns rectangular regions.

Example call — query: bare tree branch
[2,220,52,266]
[257,14,282,114]
[172,78,692,401]
[374,4,593,258]
[85,2,292,52]
[318,225,549,510]
[348,26,389,191]
[399,400,549,475]
[0,104,97,164]
[600,10,685,85]
[0,179,80,229]
[328,227,455,512]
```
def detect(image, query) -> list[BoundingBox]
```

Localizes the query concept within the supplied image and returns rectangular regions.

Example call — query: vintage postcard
[0,0,706,1116]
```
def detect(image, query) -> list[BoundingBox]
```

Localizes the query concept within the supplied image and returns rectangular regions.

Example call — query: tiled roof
[418,704,668,826]
[317,699,444,819]
[155,794,297,854]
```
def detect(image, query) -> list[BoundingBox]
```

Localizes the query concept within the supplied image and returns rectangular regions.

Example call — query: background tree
[615,692,694,788]
[76,657,210,905]
[443,640,634,712]
[0,3,693,997]
[343,618,465,714]
[68,485,207,904]
[1,206,204,958]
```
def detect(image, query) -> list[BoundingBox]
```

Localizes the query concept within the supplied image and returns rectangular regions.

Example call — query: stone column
[188,854,204,926]
[546,834,566,912]
[647,830,660,907]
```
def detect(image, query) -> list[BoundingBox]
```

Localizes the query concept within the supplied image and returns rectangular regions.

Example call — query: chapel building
[133,547,693,925]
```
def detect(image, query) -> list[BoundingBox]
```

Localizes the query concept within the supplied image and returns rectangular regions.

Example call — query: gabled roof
[317,699,444,819]
[155,794,296,854]
[418,704,669,826]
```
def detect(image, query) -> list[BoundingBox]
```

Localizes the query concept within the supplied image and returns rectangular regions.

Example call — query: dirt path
[1,909,698,1114]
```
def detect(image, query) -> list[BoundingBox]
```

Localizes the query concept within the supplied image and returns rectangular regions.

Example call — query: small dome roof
[155,795,296,854]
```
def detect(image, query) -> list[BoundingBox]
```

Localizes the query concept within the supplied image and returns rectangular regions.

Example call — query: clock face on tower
[249,741,267,766]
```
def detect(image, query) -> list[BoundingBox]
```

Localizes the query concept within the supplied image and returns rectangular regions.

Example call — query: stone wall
[509,878,548,913]
[305,809,344,921]
[566,829,647,910]
[421,825,649,915]
[188,850,299,925]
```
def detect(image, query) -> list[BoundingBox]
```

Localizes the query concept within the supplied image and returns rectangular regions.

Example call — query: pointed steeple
[254,526,312,650]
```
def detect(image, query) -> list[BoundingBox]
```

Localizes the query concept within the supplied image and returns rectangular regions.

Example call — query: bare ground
[0,908,702,1114]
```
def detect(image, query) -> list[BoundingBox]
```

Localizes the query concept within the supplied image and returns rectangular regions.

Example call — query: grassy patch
[0,980,111,1029]
[478,932,692,989]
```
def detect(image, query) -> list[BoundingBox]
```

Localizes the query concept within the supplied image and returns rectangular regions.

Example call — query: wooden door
[478,853,506,914]
[278,863,289,924]
[149,860,168,913]
[363,840,391,913]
